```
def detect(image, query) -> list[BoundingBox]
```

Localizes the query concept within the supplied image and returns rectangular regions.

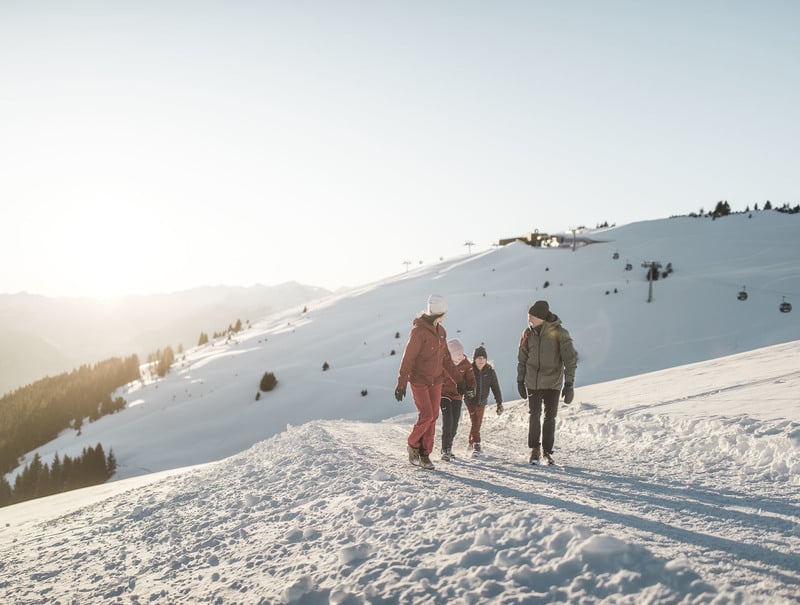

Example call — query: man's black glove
[395,386,406,402]
[517,382,527,399]
[456,381,466,396]
[562,383,574,404]
[496,403,504,415]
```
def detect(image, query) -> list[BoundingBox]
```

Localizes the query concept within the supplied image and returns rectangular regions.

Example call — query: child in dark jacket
[439,339,475,461]
[465,345,503,456]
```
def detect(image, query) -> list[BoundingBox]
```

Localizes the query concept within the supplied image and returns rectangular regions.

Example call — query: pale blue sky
[1,1,797,298]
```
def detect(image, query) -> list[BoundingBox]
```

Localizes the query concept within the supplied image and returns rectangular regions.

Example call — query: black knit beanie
[529,300,550,320]
[473,346,487,359]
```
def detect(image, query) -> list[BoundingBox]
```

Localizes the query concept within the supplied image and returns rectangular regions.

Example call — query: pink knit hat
[447,339,465,362]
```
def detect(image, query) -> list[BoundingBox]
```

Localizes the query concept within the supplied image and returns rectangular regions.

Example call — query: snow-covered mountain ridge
[10,211,799,483]
[1,212,798,603]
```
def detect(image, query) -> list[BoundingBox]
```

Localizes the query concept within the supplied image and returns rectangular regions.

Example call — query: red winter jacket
[441,357,476,400]
[396,316,460,389]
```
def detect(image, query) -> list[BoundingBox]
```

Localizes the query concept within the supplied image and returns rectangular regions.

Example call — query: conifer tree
[49,453,63,495]
[106,448,117,479]
[0,476,11,507]
[62,455,75,492]
[260,371,278,392]
[35,460,51,499]
[27,453,44,499]
[12,474,23,503]
[156,347,175,377]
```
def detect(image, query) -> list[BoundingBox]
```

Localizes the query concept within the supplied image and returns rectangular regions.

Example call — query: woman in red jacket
[395,294,463,470]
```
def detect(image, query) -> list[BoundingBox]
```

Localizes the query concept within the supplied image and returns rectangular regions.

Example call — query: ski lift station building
[498,230,560,248]
[498,230,604,249]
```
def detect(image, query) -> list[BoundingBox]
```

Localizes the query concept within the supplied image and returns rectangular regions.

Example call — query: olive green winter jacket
[516,315,577,391]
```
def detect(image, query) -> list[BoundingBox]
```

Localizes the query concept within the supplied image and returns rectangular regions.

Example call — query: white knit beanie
[426,294,447,316]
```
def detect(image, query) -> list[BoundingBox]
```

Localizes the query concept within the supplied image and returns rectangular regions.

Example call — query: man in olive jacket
[517,300,577,465]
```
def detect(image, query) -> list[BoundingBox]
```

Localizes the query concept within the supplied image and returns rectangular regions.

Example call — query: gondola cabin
[780,298,792,313]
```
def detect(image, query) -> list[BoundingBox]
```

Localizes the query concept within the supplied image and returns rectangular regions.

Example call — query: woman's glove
[395,386,406,402]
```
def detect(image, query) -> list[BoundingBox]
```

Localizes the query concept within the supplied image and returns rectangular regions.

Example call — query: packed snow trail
[1,399,797,604]
[359,401,799,601]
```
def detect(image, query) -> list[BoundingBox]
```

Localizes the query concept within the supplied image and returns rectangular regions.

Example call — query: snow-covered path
[354,403,799,602]
[2,397,797,604]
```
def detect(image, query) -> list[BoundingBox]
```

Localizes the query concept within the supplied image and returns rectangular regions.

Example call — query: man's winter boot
[447,448,456,460]
[419,454,435,470]
[441,449,451,462]
[529,448,541,465]
[472,442,482,457]
[407,445,421,466]
[543,452,555,466]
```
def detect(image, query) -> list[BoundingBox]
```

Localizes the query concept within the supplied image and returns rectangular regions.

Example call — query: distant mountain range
[0,282,330,396]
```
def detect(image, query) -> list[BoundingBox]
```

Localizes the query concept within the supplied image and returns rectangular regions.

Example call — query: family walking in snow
[396,294,576,469]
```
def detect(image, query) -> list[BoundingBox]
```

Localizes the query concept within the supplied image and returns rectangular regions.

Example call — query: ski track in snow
[1,401,797,604]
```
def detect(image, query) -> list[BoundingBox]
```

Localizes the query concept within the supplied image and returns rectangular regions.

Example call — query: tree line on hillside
[147,347,176,378]
[0,355,140,477]
[685,200,800,218]
[197,318,246,346]
[770,202,800,214]
[0,443,115,508]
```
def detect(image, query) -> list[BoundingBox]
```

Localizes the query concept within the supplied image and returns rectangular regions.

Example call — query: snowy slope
[0,342,797,603]
[6,211,799,483]
[0,213,798,603]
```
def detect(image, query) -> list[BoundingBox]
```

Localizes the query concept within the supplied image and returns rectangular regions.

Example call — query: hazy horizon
[2,2,798,299]
[0,280,333,302]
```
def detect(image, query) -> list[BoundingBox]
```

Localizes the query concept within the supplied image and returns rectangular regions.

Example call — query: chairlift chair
[737,287,748,301]
[612,252,619,260]
[780,297,792,313]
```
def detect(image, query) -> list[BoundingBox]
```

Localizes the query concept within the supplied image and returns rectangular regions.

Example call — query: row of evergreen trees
[0,355,140,476]
[689,200,800,217]
[147,347,176,378]
[0,444,115,507]
[198,318,246,346]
